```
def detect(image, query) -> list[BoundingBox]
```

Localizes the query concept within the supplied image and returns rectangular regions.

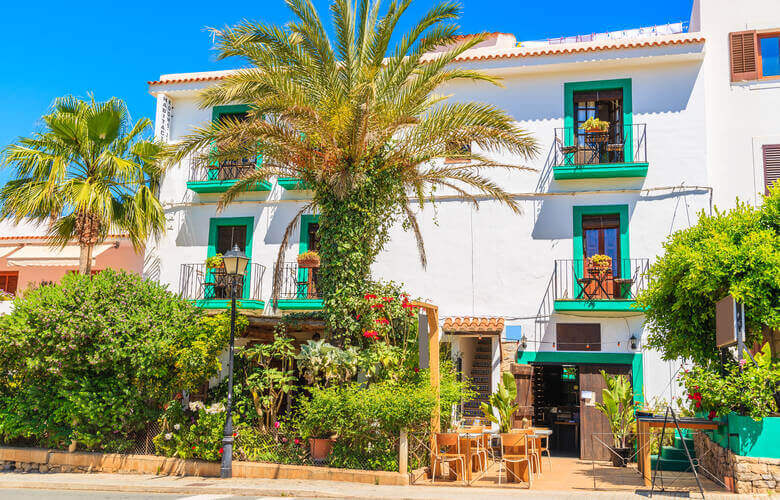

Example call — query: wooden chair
[432,433,466,484]
[519,429,542,477]
[498,433,533,488]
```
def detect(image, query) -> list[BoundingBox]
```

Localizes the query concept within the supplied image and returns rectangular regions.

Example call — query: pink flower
[274,421,280,429]
[219,447,224,454]
[294,438,301,445]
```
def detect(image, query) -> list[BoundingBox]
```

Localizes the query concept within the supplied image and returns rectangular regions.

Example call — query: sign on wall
[716,294,744,348]
[155,94,173,143]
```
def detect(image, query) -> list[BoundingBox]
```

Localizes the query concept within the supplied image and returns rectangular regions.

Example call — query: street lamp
[220,243,249,479]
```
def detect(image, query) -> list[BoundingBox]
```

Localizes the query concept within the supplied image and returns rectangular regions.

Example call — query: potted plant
[595,370,637,467]
[297,250,321,269]
[205,253,224,269]
[480,372,519,433]
[588,254,612,274]
[580,117,610,134]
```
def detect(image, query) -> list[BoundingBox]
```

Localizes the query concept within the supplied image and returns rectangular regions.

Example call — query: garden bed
[0,446,408,485]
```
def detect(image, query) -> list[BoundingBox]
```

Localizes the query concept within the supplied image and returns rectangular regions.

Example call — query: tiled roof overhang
[147,35,705,87]
[442,316,505,334]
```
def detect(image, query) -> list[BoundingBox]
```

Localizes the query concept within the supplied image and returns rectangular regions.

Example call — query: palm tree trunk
[78,244,93,275]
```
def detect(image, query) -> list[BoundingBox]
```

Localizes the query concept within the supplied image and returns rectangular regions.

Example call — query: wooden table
[636,416,720,487]
[447,435,485,482]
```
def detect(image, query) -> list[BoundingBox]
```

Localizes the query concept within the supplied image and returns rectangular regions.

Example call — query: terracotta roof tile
[0,234,129,241]
[442,316,504,333]
[147,34,704,87]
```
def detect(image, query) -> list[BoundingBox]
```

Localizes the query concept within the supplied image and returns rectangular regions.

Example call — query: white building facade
[145,1,780,460]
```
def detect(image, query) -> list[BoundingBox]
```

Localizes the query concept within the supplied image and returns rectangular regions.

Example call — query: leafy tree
[480,372,518,433]
[637,186,780,364]
[0,96,165,274]
[170,0,538,335]
[0,270,229,452]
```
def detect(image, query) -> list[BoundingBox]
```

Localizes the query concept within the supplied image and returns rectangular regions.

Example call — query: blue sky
[0,0,693,186]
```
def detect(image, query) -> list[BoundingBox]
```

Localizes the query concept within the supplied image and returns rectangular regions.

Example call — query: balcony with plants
[274,251,323,310]
[552,120,648,180]
[186,157,272,194]
[550,256,649,313]
[179,254,266,309]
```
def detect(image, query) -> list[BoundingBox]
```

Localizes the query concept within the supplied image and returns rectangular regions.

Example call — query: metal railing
[277,262,321,300]
[188,157,258,182]
[551,258,649,302]
[553,124,647,166]
[179,263,265,301]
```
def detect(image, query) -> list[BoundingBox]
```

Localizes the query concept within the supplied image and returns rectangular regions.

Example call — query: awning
[0,246,22,258]
[6,244,113,267]
[442,316,505,334]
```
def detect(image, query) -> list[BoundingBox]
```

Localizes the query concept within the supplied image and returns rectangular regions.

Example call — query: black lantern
[222,244,249,277]
[520,334,528,350]
[630,334,638,350]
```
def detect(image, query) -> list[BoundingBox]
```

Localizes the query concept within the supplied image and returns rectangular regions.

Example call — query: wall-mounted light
[630,334,638,350]
[520,335,527,350]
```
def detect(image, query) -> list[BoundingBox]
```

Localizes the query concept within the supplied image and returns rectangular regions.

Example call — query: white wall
[694,0,780,207]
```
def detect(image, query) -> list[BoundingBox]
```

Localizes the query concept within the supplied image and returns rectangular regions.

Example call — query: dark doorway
[531,364,580,456]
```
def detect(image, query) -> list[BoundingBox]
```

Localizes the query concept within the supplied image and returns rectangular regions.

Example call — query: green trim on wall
[187,179,272,193]
[211,104,263,168]
[554,299,645,312]
[516,351,644,403]
[193,299,265,310]
[207,217,255,300]
[295,214,320,299]
[276,298,324,310]
[563,78,635,166]
[573,204,631,265]
[553,163,648,180]
[706,413,780,458]
[278,177,311,190]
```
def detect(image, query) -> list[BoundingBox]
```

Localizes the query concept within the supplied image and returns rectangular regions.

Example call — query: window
[211,105,257,179]
[0,271,19,296]
[582,214,621,276]
[556,323,601,351]
[573,89,624,163]
[216,225,248,255]
[307,222,320,253]
[763,144,780,194]
[730,30,780,82]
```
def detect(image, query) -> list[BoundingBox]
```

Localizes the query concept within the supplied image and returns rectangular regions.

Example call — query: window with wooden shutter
[556,323,601,351]
[730,31,758,82]
[763,144,780,194]
[0,271,19,296]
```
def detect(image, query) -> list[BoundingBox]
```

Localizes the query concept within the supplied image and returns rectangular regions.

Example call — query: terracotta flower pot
[297,255,321,268]
[309,437,333,461]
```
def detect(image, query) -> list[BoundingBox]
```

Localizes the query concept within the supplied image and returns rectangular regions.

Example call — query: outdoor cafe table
[635,415,721,487]
[446,433,486,482]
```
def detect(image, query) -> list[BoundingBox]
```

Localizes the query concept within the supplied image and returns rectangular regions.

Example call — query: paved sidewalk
[0,472,763,499]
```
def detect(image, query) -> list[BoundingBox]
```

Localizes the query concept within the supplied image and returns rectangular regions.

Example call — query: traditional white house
[144,0,780,460]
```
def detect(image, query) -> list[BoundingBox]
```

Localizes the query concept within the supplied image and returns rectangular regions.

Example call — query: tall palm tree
[171,0,538,329]
[1,96,165,275]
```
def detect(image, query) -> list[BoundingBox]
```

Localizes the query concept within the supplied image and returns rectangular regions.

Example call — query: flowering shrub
[153,401,231,461]
[679,345,780,420]
[0,270,230,451]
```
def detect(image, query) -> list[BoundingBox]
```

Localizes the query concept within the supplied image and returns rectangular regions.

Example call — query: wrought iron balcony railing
[179,263,265,302]
[188,157,258,182]
[277,261,321,300]
[551,258,649,302]
[553,124,647,166]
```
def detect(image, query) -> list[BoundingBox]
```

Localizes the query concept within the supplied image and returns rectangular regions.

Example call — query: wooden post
[399,428,408,475]
[411,301,440,479]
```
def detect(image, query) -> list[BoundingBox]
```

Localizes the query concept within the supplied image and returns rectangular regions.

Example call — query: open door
[511,364,534,426]
[579,364,631,460]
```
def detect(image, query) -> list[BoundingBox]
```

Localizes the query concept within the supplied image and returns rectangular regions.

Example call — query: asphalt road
[0,490,320,500]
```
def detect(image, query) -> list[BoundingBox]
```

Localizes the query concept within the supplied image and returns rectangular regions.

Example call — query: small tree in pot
[595,370,637,467]
[480,372,519,433]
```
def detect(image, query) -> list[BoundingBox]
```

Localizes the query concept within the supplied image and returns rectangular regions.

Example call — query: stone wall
[694,431,779,494]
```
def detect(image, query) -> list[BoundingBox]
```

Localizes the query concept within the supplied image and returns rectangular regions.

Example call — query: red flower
[192,446,196,450]
[375,318,389,324]
[708,410,717,420]
[370,303,384,309]
[294,438,301,445]
[695,401,702,408]
[355,314,361,320]
[363,330,379,340]
[414,367,420,373]
[364,294,377,300]
[219,447,224,454]
[232,432,237,437]
[692,392,702,401]
[383,297,394,302]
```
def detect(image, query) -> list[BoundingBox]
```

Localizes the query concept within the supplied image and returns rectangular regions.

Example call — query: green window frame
[297,214,320,298]
[572,205,631,298]
[563,78,633,163]
[207,217,255,300]
[211,105,262,176]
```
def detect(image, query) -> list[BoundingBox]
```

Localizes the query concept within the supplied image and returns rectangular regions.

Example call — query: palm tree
[0,96,165,274]
[171,0,539,328]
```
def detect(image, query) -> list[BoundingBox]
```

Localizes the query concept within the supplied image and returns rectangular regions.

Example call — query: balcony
[551,258,649,313]
[278,177,311,191]
[275,261,323,310]
[552,124,648,180]
[186,158,272,194]
[179,263,266,310]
